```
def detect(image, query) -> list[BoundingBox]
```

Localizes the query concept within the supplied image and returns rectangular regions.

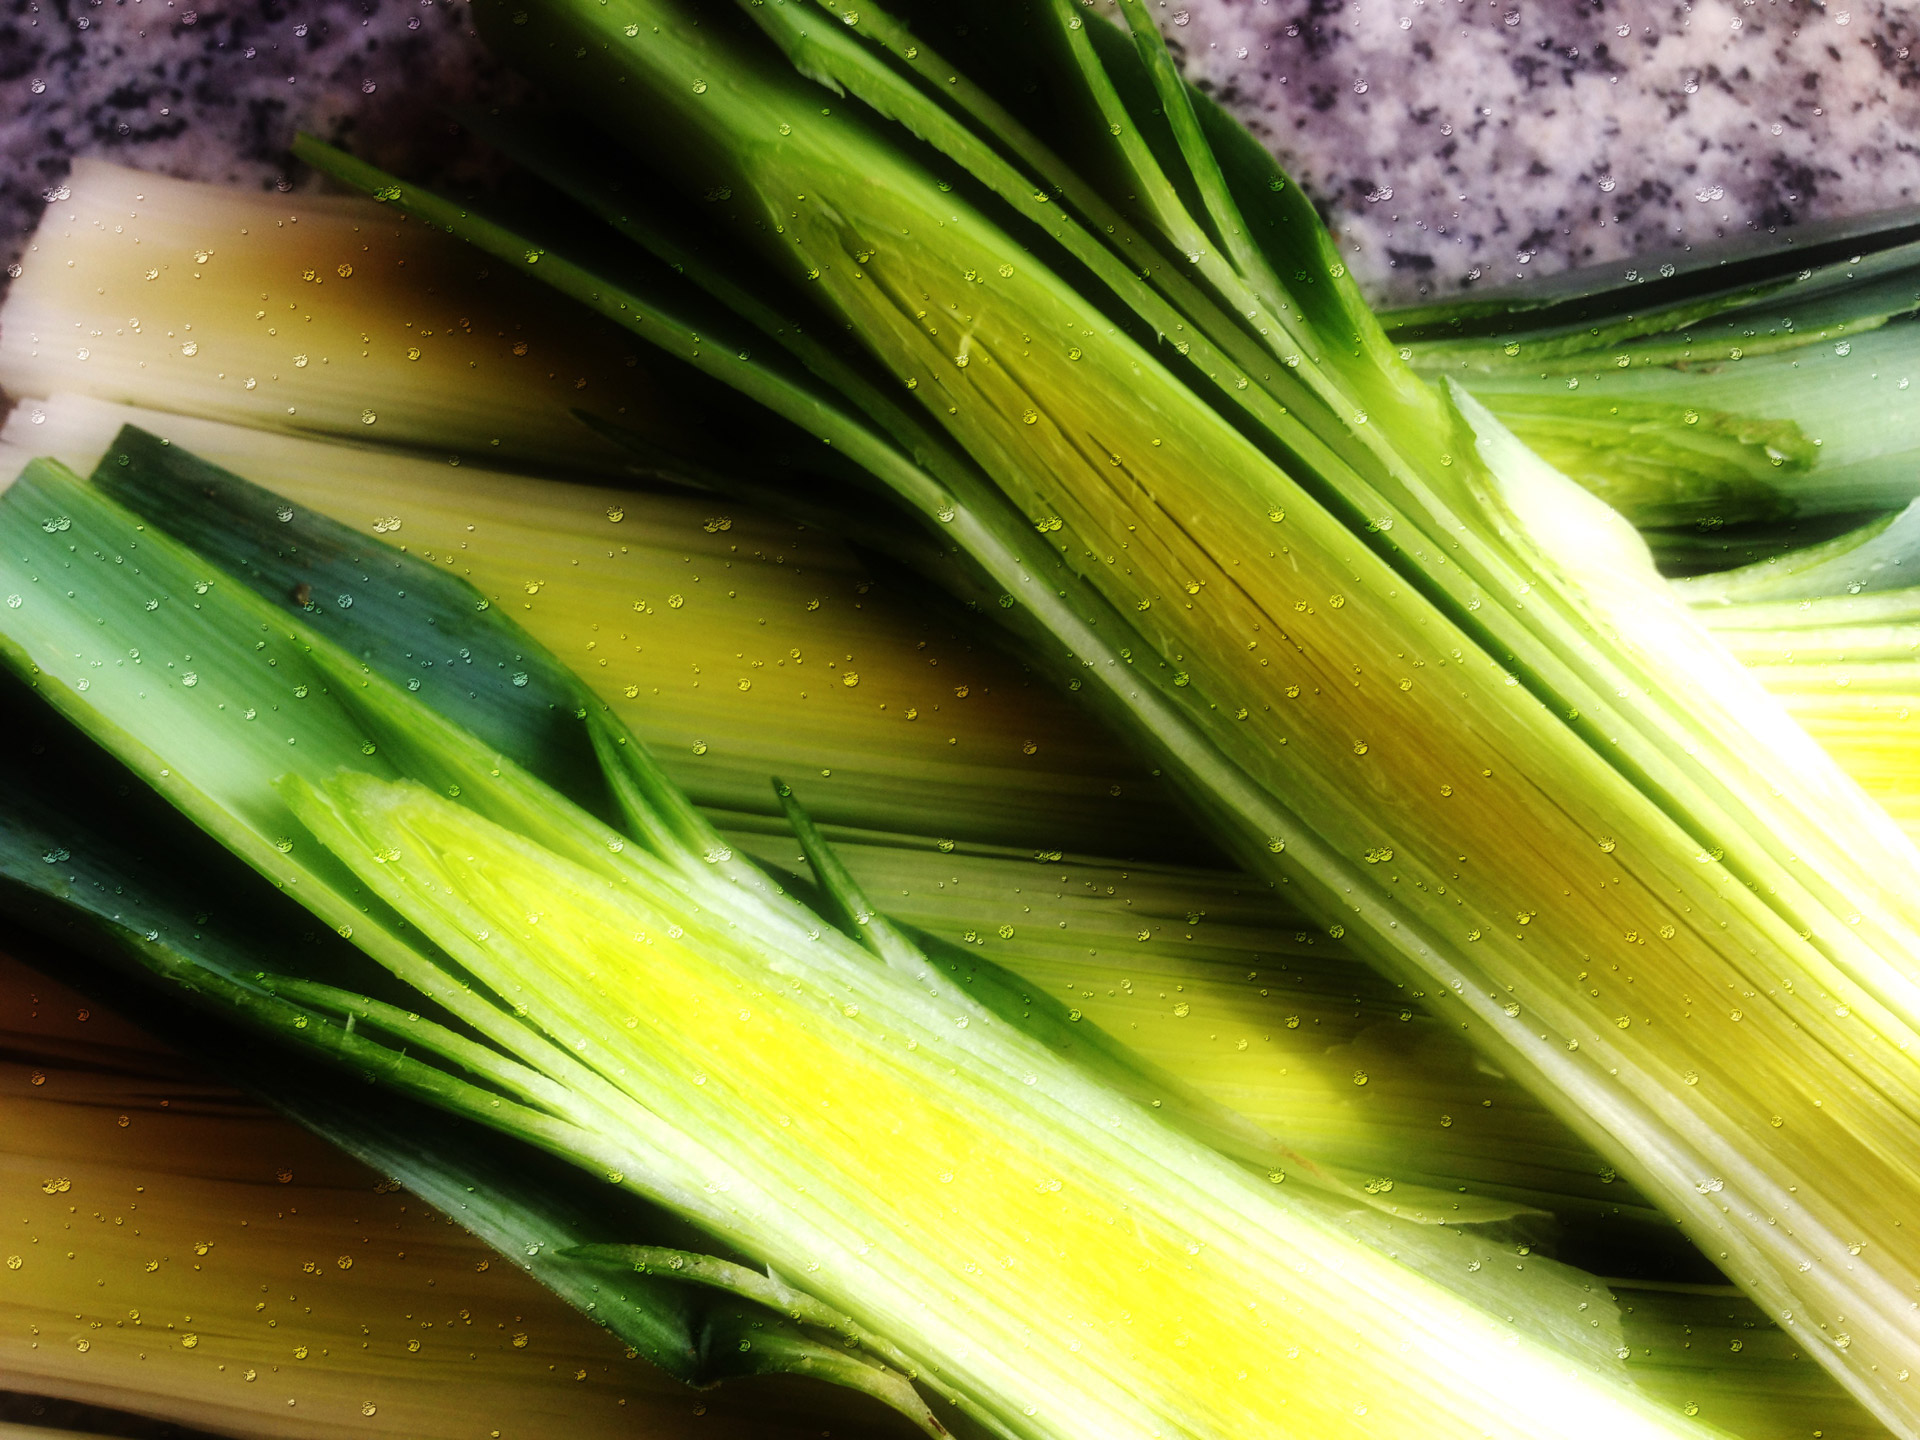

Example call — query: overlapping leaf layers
[1,414,1873,1440]
[1380,208,1920,553]
[0,165,1893,1440]
[293,0,1920,1428]
[0,429,1746,1440]
[0,951,830,1440]
[1391,221,1920,1043]
[0,451,943,1436]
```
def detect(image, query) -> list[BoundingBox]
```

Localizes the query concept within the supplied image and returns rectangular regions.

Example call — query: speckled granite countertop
[3,0,1919,304]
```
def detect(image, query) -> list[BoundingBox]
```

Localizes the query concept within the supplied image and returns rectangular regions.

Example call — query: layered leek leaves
[1380,209,1920,547]
[0,430,1755,1440]
[0,388,1646,1236]
[0,950,852,1440]
[1,164,1913,1437]
[276,0,1920,1429]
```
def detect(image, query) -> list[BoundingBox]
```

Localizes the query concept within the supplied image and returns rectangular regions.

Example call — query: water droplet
[512,672,530,688]
[692,79,709,94]
[842,672,860,687]
[292,354,309,368]
[1363,846,1394,864]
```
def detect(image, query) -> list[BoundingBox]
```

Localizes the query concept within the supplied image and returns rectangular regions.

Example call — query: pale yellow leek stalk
[0,948,900,1440]
[0,160,652,471]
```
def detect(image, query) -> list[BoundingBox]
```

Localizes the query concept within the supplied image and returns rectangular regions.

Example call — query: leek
[0,390,1181,858]
[286,0,1920,1427]
[0,160,1904,1435]
[0,410,1889,1436]
[0,395,1662,1233]
[0,948,850,1440]
[11,168,1905,857]
[1380,216,1920,537]
[0,743,1880,1440]
[1681,510,1920,847]
[0,159,657,473]
[0,434,1761,1438]
[0,396,1779,1242]
[1432,329,1920,539]
[0,681,939,1434]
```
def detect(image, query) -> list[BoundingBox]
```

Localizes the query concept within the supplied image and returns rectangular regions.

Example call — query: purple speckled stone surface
[0,0,510,281]
[4,0,1920,305]
[1176,0,1920,302]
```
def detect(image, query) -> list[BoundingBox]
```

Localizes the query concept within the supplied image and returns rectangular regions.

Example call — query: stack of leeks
[1380,207,1920,548]
[2,410,1791,1440]
[255,0,1920,1432]
[7,22,1920,1440]
[0,216,1812,1440]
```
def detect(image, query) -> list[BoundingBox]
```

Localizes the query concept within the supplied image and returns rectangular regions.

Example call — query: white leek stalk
[0,160,650,471]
